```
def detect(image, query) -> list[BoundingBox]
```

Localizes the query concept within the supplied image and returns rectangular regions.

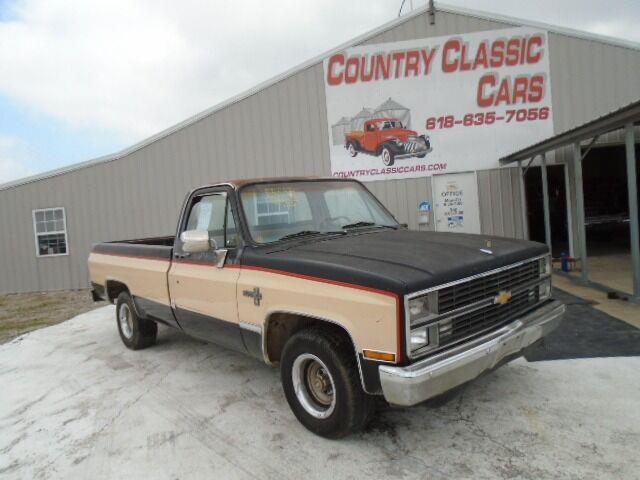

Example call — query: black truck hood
[240,229,548,295]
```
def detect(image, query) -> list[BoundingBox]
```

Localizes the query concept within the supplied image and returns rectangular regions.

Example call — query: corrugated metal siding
[477,168,525,239]
[367,177,434,230]
[1,9,640,293]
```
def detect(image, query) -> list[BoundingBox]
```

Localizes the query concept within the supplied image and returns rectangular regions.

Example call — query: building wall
[1,8,640,293]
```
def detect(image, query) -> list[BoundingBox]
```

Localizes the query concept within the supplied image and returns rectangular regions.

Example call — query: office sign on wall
[323,27,554,182]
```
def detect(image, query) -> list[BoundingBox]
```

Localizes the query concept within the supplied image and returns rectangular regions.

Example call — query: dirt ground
[0,290,106,344]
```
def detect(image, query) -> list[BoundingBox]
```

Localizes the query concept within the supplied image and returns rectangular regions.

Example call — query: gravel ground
[1,305,639,479]
[0,290,106,344]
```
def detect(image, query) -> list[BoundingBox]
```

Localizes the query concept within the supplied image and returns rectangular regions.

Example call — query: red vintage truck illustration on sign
[345,118,432,166]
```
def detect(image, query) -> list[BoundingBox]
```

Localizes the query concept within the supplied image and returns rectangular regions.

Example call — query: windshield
[381,120,402,129]
[240,181,398,244]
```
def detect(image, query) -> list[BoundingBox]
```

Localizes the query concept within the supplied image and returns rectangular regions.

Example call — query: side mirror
[180,229,213,253]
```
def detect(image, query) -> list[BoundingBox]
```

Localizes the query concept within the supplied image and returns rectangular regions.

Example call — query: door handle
[174,253,191,259]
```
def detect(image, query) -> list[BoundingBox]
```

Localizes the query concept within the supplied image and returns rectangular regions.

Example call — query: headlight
[391,138,404,146]
[410,326,429,350]
[539,255,551,277]
[407,292,438,325]
[539,278,552,301]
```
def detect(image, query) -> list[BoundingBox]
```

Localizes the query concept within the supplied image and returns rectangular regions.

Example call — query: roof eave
[500,99,640,164]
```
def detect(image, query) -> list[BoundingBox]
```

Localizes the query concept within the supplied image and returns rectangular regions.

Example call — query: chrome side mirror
[180,229,212,253]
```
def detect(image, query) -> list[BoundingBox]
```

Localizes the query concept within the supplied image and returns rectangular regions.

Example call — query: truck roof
[203,176,347,190]
[367,117,400,124]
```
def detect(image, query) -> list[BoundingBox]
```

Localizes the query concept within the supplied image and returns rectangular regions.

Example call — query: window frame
[32,207,69,258]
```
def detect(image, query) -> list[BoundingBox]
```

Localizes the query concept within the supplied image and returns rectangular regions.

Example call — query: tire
[280,327,374,438]
[381,146,395,166]
[115,291,157,350]
[346,142,358,157]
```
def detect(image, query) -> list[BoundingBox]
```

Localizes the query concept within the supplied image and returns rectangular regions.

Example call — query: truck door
[362,121,379,152]
[168,187,244,351]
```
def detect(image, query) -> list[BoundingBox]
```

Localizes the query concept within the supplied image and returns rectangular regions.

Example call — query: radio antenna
[398,0,407,17]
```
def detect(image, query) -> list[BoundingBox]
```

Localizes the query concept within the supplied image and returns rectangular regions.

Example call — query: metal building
[1,3,639,295]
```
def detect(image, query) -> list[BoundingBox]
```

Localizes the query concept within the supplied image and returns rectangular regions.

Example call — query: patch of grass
[0,290,106,343]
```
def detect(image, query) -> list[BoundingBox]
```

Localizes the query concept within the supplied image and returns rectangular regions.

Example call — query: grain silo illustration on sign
[349,107,374,132]
[330,116,352,145]
[373,97,411,129]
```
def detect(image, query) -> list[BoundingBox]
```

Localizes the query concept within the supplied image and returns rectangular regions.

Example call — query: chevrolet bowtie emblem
[494,290,512,306]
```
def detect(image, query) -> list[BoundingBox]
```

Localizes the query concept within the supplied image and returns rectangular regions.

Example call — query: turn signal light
[363,350,396,362]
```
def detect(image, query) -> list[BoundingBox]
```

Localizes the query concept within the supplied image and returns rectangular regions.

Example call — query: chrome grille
[407,256,549,359]
[438,260,540,314]
[438,289,539,348]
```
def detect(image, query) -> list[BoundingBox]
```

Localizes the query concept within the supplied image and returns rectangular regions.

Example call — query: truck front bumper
[379,300,565,406]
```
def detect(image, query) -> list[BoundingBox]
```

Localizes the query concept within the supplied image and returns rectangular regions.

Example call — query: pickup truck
[89,177,564,438]
[345,118,432,166]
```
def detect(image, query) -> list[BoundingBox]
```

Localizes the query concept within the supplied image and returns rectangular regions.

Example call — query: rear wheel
[116,292,157,350]
[280,327,374,438]
[381,146,395,166]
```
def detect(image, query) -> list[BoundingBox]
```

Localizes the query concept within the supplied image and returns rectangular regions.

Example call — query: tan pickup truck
[89,177,564,437]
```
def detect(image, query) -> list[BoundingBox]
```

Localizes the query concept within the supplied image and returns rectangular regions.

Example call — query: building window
[254,190,312,226]
[32,208,68,257]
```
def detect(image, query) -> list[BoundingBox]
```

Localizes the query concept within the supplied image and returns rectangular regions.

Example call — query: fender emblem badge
[243,287,262,306]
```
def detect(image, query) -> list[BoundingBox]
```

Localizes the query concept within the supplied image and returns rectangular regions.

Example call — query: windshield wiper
[278,230,346,241]
[340,221,376,229]
[278,230,322,241]
[340,221,398,230]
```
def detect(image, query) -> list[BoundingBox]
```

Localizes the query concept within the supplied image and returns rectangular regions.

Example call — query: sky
[0,0,639,184]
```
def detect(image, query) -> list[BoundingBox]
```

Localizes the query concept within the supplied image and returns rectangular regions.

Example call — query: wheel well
[378,142,393,155]
[105,280,129,303]
[264,312,356,364]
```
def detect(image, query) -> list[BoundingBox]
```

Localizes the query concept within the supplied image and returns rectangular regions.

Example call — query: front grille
[438,289,539,348]
[438,260,540,313]
[436,259,542,348]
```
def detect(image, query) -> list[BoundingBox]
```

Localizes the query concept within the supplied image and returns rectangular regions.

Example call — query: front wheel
[280,327,374,438]
[381,146,395,166]
[346,142,358,157]
[116,292,157,350]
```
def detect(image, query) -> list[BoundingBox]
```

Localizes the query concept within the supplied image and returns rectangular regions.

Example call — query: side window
[185,193,239,249]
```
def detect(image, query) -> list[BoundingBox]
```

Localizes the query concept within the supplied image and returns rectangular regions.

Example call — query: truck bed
[88,236,174,313]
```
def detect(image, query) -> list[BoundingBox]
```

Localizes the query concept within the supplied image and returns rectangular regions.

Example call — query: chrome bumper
[379,300,565,406]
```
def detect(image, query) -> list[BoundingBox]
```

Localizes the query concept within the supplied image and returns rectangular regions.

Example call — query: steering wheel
[320,216,350,230]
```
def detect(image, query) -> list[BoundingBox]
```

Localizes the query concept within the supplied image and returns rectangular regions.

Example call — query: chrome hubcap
[348,144,356,156]
[292,354,336,418]
[382,149,391,165]
[118,303,133,339]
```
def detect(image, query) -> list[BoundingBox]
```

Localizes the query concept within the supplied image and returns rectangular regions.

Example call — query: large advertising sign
[324,27,554,181]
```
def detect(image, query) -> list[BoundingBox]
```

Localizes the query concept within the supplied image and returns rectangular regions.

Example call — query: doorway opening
[524,164,569,257]
[578,145,638,293]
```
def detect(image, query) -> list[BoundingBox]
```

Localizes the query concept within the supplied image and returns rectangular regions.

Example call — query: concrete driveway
[1,305,639,479]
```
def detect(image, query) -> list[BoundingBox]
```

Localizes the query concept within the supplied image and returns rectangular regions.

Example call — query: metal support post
[624,123,640,300]
[541,153,552,252]
[573,142,589,283]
